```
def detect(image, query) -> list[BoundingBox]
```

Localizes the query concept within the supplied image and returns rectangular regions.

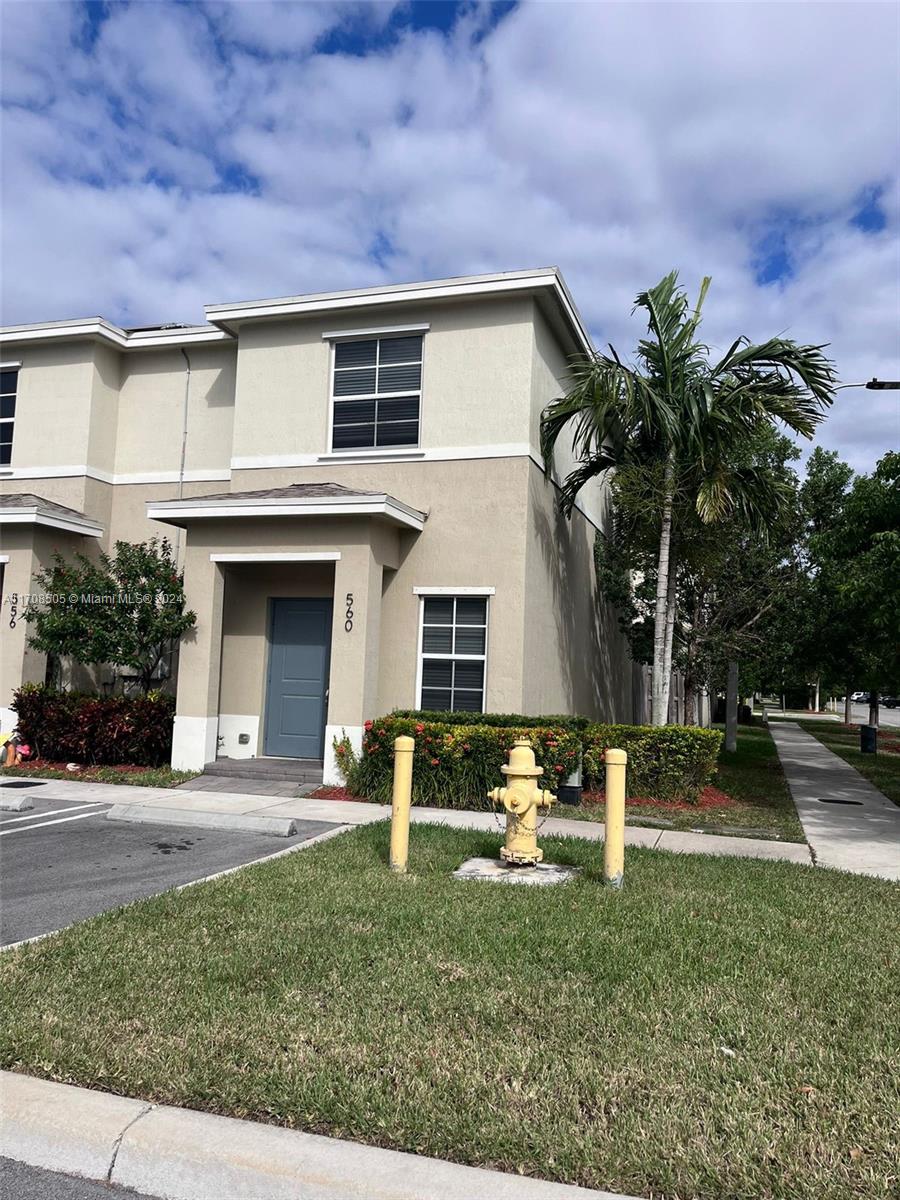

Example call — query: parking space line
[0,810,109,837]
[0,803,105,826]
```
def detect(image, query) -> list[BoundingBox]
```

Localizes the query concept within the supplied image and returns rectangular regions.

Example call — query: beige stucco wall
[230,295,535,464]
[0,341,96,472]
[113,344,235,478]
[523,461,633,722]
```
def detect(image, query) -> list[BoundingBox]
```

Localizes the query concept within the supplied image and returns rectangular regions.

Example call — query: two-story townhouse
[1,269,645,783]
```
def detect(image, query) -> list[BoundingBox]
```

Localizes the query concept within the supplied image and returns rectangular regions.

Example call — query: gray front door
[264,598,332,759]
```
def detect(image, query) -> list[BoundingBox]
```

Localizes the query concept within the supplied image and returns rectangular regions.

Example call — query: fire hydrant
[488,737,556,866]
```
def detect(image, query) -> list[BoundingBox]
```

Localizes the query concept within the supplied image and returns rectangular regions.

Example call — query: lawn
[793,720,900,808]
[0,762,197,788]
[2,823,896,1200]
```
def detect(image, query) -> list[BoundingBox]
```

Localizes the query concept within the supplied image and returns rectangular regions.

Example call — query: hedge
[389,709,590,733]
[336,715,581,810]
[582,723,723,803]
[335,714,722,808]
[11,684,175,767]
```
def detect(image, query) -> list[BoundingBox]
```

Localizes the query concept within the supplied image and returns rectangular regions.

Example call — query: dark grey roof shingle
[0,493,96,523]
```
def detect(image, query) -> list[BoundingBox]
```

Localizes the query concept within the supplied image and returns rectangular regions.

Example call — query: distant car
[850,691,868,702]
[882,696,899,709]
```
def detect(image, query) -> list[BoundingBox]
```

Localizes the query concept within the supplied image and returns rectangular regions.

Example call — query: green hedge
[335,714,722,808]
[388,709,589,732]
[583,723,722,802]
[336,715,581,810]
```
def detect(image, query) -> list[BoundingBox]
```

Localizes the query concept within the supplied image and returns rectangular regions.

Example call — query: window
[0,369,16,466]
[418,596,488,712]
[331,334,422,450]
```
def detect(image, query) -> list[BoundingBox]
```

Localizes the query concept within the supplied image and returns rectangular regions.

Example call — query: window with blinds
[0,369,17,466]
[418,596,488,712]
[331,334,422,450]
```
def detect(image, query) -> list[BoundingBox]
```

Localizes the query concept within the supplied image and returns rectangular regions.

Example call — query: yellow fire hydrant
[488,737,556,866]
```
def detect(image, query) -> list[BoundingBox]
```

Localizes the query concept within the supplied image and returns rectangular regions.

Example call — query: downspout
[176,348,192,568]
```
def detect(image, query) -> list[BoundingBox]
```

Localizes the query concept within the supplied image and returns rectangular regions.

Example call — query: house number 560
[344,592,354,632]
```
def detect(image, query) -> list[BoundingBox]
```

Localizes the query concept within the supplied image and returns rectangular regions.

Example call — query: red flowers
[364,720,373,731]
[430,757,440,765]
[415,723,425,734]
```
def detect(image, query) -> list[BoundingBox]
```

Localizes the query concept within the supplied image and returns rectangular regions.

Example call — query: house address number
[345,592,354,632]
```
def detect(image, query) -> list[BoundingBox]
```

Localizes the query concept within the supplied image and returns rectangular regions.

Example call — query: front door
[264,598,332,759]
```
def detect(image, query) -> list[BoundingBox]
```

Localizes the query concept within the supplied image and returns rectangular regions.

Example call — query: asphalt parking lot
[0,784,338,946]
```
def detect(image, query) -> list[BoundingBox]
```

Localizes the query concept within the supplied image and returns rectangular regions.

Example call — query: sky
[1,0,898,472]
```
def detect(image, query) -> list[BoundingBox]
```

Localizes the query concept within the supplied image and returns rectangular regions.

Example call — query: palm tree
[541,271,837,725]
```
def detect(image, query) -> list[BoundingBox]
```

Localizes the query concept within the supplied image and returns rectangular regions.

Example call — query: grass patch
[0,763,197,788]
[2,823,896,1200]
[793,720,900,808]
[565,724,804,841]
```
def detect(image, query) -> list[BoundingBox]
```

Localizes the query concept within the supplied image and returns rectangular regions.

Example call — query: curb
[105,804,297,838]
[0,1072,641,1200]
[0,796,33,812]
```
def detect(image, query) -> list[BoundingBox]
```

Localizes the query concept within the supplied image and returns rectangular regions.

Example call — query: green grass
[0,764,198,788]
[566,724,804,841]
[793,720,900,808]
[2,823,896,1200]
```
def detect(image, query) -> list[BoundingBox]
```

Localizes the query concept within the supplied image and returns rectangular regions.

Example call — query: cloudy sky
[2,0,898,470]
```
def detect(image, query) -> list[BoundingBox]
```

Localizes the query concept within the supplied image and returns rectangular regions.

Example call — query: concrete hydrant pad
[453,856,581,886]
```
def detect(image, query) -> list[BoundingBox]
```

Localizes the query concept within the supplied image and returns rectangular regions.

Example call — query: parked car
[882,696,898,709]
[850,691,868,702]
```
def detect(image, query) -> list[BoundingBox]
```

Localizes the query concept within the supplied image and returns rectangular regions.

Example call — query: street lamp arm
[835,379,900,390]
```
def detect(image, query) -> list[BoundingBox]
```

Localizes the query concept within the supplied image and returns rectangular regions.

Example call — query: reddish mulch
[2,759,153,776]
[582,784,737,812]
[309,785,369,803]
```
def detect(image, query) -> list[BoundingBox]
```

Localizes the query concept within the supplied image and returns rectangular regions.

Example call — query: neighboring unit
[0,269,641,782]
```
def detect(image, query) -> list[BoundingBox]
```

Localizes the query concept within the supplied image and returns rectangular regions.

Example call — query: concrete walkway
[768,722,900,881]
[1,776,812,866]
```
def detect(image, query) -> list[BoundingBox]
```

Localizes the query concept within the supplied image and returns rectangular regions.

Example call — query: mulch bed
[1,759,154,778]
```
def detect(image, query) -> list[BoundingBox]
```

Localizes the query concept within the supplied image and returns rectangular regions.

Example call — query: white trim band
[148,494,426,532]
[0,507,103,537]
[321,323,430,340]
[0,361,22,369]
[210,552,341,563]
[413,586,496,596]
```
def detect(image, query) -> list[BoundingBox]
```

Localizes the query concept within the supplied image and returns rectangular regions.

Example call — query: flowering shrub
[582,723,722,803]
[334,715,581,810]
[11,684,175,767]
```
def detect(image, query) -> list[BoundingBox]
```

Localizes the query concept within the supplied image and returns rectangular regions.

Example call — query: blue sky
[1,0,898,470]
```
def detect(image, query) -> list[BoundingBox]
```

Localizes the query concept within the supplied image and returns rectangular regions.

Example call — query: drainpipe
[175,348,192,568]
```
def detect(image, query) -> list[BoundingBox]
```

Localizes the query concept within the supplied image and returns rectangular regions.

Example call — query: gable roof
[0,492,103,537]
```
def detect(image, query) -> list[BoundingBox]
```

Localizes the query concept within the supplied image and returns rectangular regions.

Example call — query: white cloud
[1,0,897,470]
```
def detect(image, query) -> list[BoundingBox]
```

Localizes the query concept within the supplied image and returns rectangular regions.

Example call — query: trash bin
[860,725,878,754]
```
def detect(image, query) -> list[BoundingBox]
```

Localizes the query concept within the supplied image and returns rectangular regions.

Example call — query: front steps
[201,757,324,787]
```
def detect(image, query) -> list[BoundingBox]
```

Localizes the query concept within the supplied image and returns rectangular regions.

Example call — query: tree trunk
[684,676,696,725]
[844,685,852,726]
[814,677,820,713]
[725,660,739,752]
[651,453,676,726]
[868,693,879,728]
[660,560,678,725]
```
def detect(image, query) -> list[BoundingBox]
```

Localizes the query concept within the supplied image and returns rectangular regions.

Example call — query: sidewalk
[1,1071,639,1200]
[6,775,812,866]
[768,721,900,881]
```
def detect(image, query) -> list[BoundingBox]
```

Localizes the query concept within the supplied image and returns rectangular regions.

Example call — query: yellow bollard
[603,748,627,888]
[389,735,415,872]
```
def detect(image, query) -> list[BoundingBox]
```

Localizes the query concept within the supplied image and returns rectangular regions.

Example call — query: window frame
[327,332,425,454]
[0,365,18,468]
[414,591,491,713]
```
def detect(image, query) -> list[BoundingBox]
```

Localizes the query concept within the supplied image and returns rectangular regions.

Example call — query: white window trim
[322,323,430,341]
[0,365,17,467]
[0,361,22,370]
[210,552,341,563]
[327,332,425,455]
[414,592,491,712]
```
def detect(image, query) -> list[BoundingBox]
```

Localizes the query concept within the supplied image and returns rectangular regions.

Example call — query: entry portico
[147,483,425,782]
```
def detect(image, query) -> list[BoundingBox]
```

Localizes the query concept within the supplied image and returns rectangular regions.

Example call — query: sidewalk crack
[107,1102,154,1182]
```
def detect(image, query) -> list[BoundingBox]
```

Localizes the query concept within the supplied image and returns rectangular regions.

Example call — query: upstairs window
[331,334,422,450]
[418,595,488,712]
[0,369,17,465]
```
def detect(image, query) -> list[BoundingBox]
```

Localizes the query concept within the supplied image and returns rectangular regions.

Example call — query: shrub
[11,684,175,767]
[389,709,590,733]
[582,723,723,802]
[336,714,582,810]
[336,714,723,808]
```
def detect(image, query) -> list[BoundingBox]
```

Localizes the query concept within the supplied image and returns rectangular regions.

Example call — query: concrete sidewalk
[768,722,900,881]
[1,1071,639,1200]
[5,776,813,866]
